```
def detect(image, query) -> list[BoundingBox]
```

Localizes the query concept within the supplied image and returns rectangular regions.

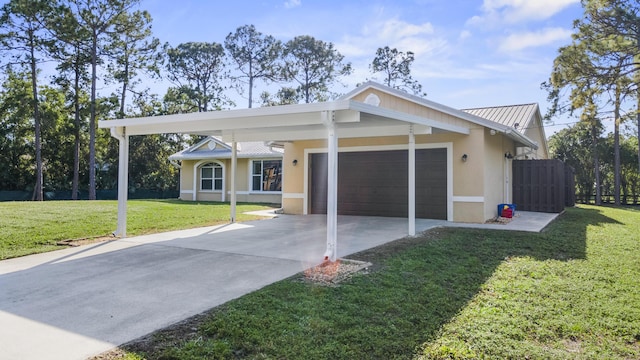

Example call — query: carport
[98,99,469,262]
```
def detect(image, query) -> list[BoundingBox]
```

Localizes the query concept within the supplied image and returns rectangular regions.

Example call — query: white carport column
[230,139,237,223]
[111,127,129,238]
[324,111,338,262]
[408,125,416,236]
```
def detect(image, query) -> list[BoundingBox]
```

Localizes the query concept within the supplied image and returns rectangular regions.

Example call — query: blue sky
[140,0,583,135]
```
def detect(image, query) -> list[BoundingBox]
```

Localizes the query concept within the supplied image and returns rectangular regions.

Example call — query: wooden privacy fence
[512,159,575,213]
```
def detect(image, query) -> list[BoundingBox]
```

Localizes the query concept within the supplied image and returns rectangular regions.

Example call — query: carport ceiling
[98,99,470,141]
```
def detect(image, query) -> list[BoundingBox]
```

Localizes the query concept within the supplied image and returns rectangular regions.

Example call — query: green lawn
[0,199,276,260]
[118,205,640,359]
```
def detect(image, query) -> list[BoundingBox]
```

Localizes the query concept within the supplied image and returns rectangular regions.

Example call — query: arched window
[201,162,223,191]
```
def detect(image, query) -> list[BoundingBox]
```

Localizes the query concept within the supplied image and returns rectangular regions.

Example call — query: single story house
[99,81,548,261]
[169,137,284,204]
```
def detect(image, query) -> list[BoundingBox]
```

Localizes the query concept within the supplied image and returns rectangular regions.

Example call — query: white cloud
[470,0,579,25]
[379,19,434,39]
[459,30,472,40]
[498,27,573,52]
[336,17,445,58]
[284,0,301,9]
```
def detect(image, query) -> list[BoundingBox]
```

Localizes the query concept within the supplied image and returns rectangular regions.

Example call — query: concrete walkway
[0,211,557,360]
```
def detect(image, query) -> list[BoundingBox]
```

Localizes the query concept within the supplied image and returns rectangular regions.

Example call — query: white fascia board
[185,136,213,153]
[103,110,360,136]
[343,82,486,125]
[98,100,355,129]
[115,115,318,136]
[348,101,469,135]
[343,82,539,142]
[170,153,282,160]
[348,97,537,149]
[183,136,231,154]
[507,129,538,149]
[533,106,548,152]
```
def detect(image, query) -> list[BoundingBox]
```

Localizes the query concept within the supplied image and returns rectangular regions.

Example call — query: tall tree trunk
[72,53,81,200]
[119,83,126,117]
[592,122,602,205]
[304,69,310,103]
[29,31,43,201]
[637,28,640,175]
[614,84,621,205]
[89,31,98,200]
[118,43,129,118]
[248,61,253,108]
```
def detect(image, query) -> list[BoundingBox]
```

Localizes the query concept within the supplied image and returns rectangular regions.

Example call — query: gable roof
[169,136,283,161]
[341,81,539,149]
[462,103,538,131]
[99,81,538,149]
[463,103,548,154]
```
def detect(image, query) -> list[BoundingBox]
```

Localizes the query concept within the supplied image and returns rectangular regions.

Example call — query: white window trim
[194,160,225,201]
[247,158,283,193]
[200,162,224,192]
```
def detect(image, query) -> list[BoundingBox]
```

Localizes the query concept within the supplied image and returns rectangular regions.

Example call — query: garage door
[310,149,447,219]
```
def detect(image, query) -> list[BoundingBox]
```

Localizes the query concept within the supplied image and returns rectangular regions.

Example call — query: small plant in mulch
[302,258,372,285]
[485,213,520,225]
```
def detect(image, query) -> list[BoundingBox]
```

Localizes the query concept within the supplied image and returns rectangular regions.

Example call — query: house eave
[342,81,538,148]
[98,98,470,141]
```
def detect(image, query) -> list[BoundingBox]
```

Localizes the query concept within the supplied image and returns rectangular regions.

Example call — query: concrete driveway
[0,211,558,360]
[0,215,447,360]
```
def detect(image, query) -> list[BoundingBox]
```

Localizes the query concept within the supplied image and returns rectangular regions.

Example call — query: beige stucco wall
[176,88,534,223]
[178,158,281,204]
[350,89,472,130]
[482,128,516,220]
[281,123,497,222]
[278,87,529,223]
[178,160,196,200]
[450,128,484,197]
[454,203,485,223]
[523,126,549,159]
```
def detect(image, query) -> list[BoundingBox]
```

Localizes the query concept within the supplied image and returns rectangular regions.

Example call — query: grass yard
[0,200,276,260]
[111,205,640,359]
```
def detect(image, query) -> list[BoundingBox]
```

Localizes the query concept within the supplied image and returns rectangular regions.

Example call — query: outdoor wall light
[504,152,513,159]
[461,154,468,162]
[292,159,298,166]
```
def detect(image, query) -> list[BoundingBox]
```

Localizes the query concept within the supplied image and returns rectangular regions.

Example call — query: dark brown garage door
[310,149,447,219]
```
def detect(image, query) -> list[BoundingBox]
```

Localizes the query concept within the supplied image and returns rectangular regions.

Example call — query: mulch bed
[302,258,372,285]
[485,213,520,225]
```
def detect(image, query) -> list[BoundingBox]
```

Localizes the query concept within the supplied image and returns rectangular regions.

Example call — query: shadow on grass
[124,207,620,359]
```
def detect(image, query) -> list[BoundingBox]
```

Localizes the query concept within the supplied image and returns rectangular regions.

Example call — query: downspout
[110,127,129,238]
[504,154,510,204]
